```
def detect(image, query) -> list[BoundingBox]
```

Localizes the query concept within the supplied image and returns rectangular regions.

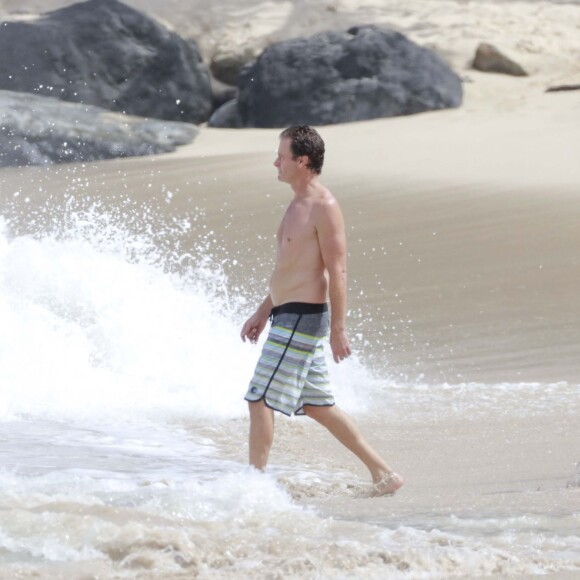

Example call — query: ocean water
[0,173,579,579]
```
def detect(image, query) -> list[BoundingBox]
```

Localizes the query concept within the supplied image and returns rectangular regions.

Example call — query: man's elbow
[327,265,347,281]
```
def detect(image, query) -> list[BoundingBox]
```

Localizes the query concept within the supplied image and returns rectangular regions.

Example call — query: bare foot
[372,472,404,497]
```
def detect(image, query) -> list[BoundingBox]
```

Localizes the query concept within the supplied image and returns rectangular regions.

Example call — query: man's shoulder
[308,181,335,205]
[310,188,344,233]
[313,187,340,214]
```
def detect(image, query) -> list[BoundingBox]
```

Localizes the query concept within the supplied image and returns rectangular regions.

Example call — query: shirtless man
[240,125,403,496]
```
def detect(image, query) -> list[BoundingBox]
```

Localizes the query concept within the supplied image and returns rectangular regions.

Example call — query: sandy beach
[0,0,579,577]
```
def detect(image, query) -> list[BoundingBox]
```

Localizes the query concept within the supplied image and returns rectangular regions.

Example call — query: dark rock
[546,84,580,93]
[472,43,528,77]
[208,99,243,128]
[210,76,238,110]
[0,0,212,123]
[230,25,462,128]
[0,89,198,168]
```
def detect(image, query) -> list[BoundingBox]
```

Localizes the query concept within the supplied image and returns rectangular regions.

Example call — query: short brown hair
[279,125,325,175]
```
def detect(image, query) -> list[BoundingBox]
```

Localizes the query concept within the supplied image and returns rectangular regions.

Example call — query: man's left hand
[330,330,352,363]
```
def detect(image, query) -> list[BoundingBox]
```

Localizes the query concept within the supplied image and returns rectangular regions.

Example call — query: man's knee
[248,399,265,411]
[248,399,273,420]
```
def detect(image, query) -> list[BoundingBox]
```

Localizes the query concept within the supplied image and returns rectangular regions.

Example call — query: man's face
[274,137,301,183]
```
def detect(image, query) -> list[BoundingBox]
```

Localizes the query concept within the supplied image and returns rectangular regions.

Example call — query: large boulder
[0,89,198,167]
[0,0,212,124]
[232,25,462,128]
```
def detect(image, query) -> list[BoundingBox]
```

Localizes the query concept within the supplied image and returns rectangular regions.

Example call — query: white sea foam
[0,464,578,578]
[0,222,249,421]
[372,377,580,421]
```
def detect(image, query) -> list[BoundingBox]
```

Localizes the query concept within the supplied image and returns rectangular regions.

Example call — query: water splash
[0,202,252,421]
[0,198,375,422]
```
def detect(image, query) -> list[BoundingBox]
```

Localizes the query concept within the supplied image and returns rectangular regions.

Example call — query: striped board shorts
[245,302,334,416]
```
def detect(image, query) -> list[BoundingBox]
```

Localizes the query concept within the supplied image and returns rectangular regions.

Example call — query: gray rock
[210,76,238,110]
[546,84,580,93]
[473,43,528,77]
[0,0,212,123]
[0,89,198,168]
[232,25,462,128]
[208,99,243,128]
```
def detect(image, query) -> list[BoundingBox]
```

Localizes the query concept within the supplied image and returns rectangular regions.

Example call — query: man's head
[279,125,325,175]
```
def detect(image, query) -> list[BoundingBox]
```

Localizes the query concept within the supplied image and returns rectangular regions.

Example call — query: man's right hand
[240,311,268,344]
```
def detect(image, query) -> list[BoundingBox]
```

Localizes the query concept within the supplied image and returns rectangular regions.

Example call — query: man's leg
[304,404,403,494]
[248,400,275,470]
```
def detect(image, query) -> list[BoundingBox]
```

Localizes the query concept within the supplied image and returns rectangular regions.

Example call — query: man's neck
[290,173,320,199]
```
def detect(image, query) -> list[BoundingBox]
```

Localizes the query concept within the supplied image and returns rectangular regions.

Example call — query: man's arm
[316,198,352,363]
[240,294,273,343]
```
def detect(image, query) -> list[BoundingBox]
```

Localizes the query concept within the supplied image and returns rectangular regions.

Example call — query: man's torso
[269,195,328,306]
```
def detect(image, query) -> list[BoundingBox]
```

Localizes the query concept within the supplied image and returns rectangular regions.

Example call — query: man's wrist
[257,299,272,317]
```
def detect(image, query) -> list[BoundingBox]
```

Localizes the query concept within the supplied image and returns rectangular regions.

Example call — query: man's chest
[277,205,317,246]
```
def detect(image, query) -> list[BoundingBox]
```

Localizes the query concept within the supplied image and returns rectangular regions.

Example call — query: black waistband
[271,302,328,317]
